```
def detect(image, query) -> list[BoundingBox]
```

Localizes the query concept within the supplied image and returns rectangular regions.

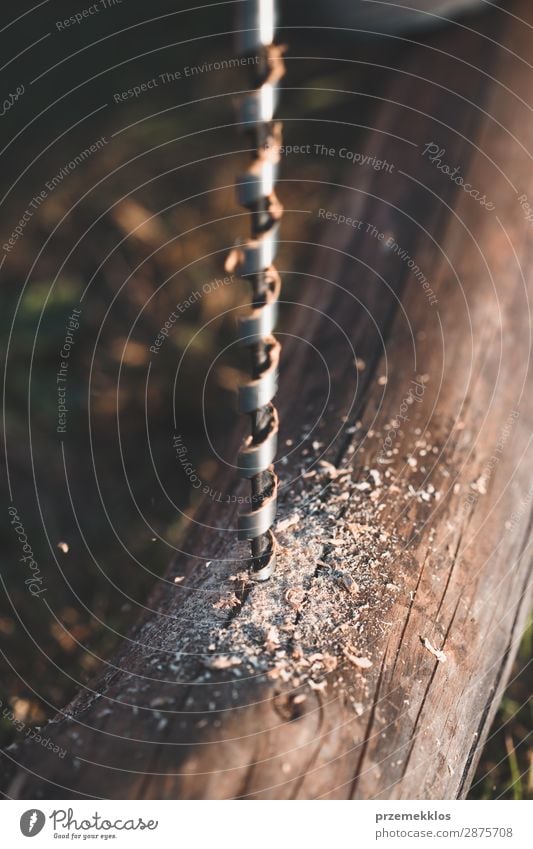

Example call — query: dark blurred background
[0,0,529,798]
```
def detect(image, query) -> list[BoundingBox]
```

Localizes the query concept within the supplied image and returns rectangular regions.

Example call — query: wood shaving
[322,653,338,673]
[285,587,306,611]
[264,626,281,651]
[213,593,242,610]
[308,679,328,692]
[336,572,359,595]
[343,647,373,669]
[471,475,488,495]
[318,460,350,479]
[187,426,436,699]
[276,512,301,532]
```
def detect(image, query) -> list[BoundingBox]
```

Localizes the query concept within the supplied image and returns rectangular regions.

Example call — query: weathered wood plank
[3,0,532,799]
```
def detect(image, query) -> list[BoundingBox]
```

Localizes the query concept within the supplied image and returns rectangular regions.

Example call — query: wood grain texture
[2,0,532,799]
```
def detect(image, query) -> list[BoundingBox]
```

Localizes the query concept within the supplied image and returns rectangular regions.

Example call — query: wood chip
[347,522,373,536]
[204,655,242,670]
[472,475,488,495]
[285,587,306,611]
[213,593,241,610]
[318,460,350,479]
[276,512,301,532]
[308,678,328,692]
[343,647,373,669]
[265,626,281,651]
[336,572,359,595]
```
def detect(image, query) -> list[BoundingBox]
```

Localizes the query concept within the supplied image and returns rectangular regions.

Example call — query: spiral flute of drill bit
[225,1,285,581]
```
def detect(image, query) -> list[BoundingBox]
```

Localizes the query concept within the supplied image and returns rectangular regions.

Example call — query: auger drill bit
[225,0,285,581]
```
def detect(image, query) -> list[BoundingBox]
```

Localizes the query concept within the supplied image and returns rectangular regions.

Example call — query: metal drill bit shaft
[225,0,285,581]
